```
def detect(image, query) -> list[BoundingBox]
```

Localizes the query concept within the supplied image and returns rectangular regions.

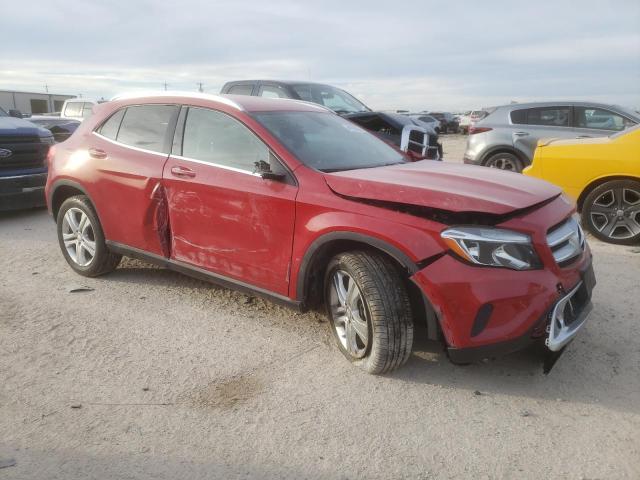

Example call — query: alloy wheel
[62,207,97,266]
[487,156,519,171]
[589,187,640,240]
[328,270,371,359]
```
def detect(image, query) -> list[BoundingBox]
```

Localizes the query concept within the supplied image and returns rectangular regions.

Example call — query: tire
[581,179,640,245]
[56,195,122,276]
[324,251,414,374]
[484,152,523,173]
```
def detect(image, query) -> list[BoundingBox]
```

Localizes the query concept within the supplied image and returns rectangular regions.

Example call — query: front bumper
[411,244,594,363]
[0,172,47,211]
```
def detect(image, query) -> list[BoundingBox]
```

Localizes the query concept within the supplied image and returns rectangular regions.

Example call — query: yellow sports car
[524,125,640,244]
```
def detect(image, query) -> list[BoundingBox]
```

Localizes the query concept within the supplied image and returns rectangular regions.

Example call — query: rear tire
[324,251,414,374]
[56,195,121,277]
[581,180,640,245]
[484,152,523,173]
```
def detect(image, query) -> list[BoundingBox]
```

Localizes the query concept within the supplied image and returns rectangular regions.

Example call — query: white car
[60,99,98,121]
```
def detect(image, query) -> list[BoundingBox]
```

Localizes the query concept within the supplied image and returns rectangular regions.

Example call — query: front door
[162,106,297,296]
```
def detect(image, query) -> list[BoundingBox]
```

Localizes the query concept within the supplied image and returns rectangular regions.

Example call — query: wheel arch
[577,175,640,212]
[50,180,95,220]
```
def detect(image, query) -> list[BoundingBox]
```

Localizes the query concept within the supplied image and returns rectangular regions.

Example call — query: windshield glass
[291,84,370,114]
[253,111,406,172]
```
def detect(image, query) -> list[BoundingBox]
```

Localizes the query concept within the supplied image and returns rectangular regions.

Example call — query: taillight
[46,145,56,167]
[469,126,493,135]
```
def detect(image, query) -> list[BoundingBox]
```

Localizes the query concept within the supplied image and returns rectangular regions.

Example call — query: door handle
[170,165,196,178]
[514,131,529,137]
[88,147,108,159]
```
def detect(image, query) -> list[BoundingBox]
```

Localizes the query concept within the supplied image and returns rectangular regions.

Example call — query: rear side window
[82,103,94,119]
[574,107,632,131]
[116,105,177,153]
[181,107,269,172]
[517,107,570,127]
[98,109,126,140]
[510,109,527,124]
[227,84,254,95]
[259,85,288,98]
[64,102,82,117]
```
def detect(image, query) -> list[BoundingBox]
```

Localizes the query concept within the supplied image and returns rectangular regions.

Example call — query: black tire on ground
[484,152,524,173]
[581,179,640,245]
[56,195,122,277]
[324,251,414,374]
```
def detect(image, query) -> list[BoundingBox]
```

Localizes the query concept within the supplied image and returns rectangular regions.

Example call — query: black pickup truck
[0,107,55,211]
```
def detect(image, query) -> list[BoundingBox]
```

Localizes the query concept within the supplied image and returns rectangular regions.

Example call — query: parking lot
[1,135,639,479]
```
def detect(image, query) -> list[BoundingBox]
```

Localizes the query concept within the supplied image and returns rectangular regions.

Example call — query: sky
[1,0,639,111]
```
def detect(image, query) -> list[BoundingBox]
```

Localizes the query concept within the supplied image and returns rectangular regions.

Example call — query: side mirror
[254,159,285,181]
[8,109,23,118]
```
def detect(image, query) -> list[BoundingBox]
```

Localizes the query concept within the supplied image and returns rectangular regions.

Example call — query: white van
[60,99,98,121]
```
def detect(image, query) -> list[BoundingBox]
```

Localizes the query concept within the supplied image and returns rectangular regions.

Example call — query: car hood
[0,117,51,137]
[324,161,562,215]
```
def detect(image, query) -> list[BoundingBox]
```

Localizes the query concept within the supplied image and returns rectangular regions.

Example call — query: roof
[108,91,330,113]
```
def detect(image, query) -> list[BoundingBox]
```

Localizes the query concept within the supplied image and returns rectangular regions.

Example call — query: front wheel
[324,251,414,374]
[581,180,640,245]
[57,195,122,276]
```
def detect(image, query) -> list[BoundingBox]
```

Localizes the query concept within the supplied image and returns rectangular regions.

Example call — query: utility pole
[44,84,49,93]
[163,81,169,91]
[197,82,204,93]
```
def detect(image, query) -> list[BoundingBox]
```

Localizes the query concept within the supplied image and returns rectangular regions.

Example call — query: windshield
[253,111,406,172]
[291,84,370,114]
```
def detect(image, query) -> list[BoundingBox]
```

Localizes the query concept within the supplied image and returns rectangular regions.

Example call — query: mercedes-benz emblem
[0,148,13,158]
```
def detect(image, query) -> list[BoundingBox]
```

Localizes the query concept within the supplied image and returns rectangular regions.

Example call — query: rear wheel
[324,251,414,374]
[57,195,122,276]
[581,180,640,245]
[484,152,523,172]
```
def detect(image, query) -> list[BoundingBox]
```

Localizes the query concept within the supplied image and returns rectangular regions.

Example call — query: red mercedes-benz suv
[45,93,596,374]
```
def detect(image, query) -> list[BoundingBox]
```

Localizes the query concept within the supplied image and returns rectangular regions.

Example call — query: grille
[0,138,50,172]
[546,216,585,266]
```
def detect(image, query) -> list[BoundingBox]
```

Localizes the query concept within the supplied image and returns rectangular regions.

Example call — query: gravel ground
[1,135,639,479]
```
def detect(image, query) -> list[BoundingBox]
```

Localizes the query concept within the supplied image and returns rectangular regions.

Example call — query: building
[0,90,77,115]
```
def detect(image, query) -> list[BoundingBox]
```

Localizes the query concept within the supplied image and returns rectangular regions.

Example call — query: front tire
[484,152,523,172]
[56,195,121,276]
[324,251,414,374]
[581,180,640,245]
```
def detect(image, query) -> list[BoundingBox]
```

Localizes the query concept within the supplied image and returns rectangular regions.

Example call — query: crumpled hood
[324,161,562,215]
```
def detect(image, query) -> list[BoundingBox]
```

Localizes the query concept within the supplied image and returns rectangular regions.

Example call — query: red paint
[46,94,593,353]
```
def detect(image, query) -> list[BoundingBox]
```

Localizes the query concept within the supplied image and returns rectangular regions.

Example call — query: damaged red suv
[46,93,596,374]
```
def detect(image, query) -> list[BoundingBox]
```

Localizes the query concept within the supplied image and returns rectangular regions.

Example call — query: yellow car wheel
[581,179,640,245]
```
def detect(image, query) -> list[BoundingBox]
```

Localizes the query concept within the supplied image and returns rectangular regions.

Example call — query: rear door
[90,104,179,256]
[510,106,573,161]
[162,106,297,295]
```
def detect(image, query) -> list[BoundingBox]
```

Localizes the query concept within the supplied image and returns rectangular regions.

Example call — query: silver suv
[463,102,639,172]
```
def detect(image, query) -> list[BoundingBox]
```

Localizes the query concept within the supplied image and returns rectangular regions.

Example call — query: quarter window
[181,107,269,172]
[574,107,631,131]
[116,105,177,153]
[227,84,254,95]
[98,109,126,140]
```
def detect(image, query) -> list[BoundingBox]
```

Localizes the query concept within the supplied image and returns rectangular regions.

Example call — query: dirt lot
[1,135,639,479]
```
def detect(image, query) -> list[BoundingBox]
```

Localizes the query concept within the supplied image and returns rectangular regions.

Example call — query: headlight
[441,226,541,270]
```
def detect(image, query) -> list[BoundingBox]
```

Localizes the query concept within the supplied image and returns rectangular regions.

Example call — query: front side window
[291,84,369,114]
[64,102,82,117]
[181,107,269,172]
[227,84,253,95]
[575,107,631,131]
[526,107,570,127]
[116,105,176,153]
[253,111,406,172]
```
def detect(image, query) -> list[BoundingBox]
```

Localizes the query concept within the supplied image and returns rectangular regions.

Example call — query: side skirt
[106,241,303,312]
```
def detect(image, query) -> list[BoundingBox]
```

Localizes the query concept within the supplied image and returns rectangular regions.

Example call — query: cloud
[1,0,639,110]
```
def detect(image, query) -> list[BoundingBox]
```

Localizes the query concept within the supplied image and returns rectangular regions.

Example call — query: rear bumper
[0,172,47,211]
